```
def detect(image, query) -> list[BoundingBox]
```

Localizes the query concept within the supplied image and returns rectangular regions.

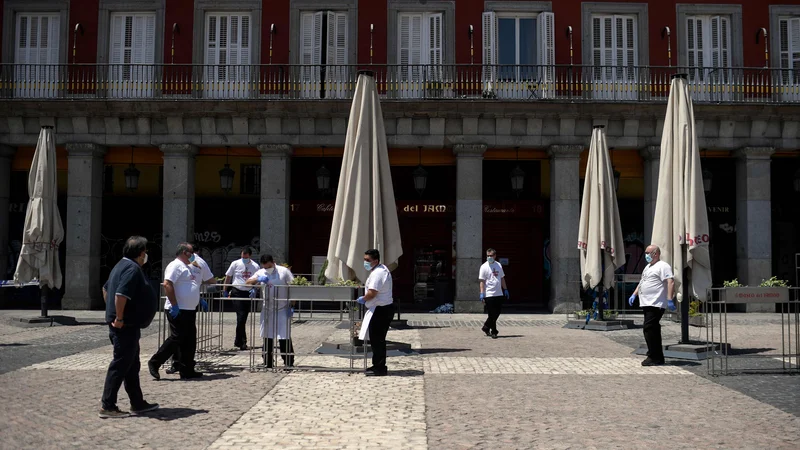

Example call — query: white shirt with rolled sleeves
[364,264,393,309]
[163,259,201,310]
[479,261,505,298]
[226,259,259,291]
[249,266,295,340]
[637,260,674,309]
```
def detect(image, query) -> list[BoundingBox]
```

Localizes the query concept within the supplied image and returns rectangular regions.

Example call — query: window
[591,14,638,100]
[298,11,349,99]
[395,12,443,98]
[204,13,251,99]
[240,164,260,195]
[482,11,554,98]
[779,17,800,85]
[14,12,60,98]
[108,13,155,98]
[686,16,731,82]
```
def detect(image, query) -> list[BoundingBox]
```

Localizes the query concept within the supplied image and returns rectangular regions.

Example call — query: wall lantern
[510,147,525,196]
[702,168,713,193]
[413,146,428,195]
[613,166,621,192]
[316,146,331,193]
[124,146,140,192]
[219,146,235,193]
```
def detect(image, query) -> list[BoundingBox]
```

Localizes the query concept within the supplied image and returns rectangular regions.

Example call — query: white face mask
[487,256,495,264]
[266,267,276,274]
[142,253,148,265]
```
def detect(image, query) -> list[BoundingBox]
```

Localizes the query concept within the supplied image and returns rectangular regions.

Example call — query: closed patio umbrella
[651,74,712,343]
[577,125,626,319]
[14,126,64,317]
[325,71,403,283]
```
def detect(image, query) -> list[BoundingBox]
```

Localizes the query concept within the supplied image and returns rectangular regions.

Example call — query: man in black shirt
[99,236,159,418]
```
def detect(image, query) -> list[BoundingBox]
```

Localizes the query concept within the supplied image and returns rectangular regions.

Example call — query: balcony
[2,64,800,104]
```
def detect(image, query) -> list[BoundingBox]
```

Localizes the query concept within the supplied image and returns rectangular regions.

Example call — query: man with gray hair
[629,244,676,366]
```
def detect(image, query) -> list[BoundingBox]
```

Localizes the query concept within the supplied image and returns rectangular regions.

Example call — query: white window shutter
[482,11,496,90]
[326,11,336,66]
[300,13,314,65]
[206,15,218,66]
[109,15,124,65]
[335,12,348,65]
[537,12,555,77]
[398,13,411,66]
[229,15,240,66]
[240,14,250,66]
[792,18,800,73]
[143,14,155,65]
[47,15,60,65]
[711,16,720,70]
[15,15,29,65]
[411,15,422,65]
[312,11,323,65]
[132,15,145,65]
[718,16,729,69]
[428,12,443,66]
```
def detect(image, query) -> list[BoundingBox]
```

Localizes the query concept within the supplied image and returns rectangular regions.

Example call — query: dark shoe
[131,402,160,415]
[481,326,491,336]
[165,365,179,375]
[239,344,249,351]
[491,332,498,339]
[180,370,203,379]
[365,369,388,377]
[98,407,130,419]
[147,361,160,381]
[641,358,664,367]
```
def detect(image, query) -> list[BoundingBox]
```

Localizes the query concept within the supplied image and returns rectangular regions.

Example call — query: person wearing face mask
[148,243,205,380]
[628,245,676,366]
[356,249,394,377]
[222,247,260,351]
[99,236,159,418]
[479,248,509,339]
[246,255,295,368]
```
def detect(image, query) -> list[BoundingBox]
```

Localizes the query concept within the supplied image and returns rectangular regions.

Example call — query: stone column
[640,145,660,244]
[0,146,14,294]
[548,145,584,313]
[453,144,486,313]
[257,144,292,263]
[735,147,774,312]
[62,144,107,310]
[160,144,198,267]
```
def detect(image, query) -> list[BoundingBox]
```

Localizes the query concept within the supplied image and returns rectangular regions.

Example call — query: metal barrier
[705,287,800,375]
[249,285,367,373]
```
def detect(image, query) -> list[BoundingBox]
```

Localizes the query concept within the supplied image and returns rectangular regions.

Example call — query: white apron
[358,307,375,341]
[260,285,292,340]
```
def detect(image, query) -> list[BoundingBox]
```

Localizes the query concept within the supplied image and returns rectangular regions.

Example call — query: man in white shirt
[166,248,215,375]
[247,254,295,368]
[629,244,676,366]
[478,248,509,339]
[222,247,260,351]
[357,249,394,377]
[148,243,206,380]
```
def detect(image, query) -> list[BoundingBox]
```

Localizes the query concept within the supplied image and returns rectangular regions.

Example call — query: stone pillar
[63,144,107,310]
[453,144,486,313]
[548,145,584,313]
[0,146,14,293]
[160,144,198,267]
[735,147,774,312]
[640,145,660,244]
[257,144,292,263]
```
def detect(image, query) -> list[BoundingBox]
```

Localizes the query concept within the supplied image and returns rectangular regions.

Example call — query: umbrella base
[633,342,729,361]
[564,319,636,331]
[15,314,78,325]
[317,340,414,355]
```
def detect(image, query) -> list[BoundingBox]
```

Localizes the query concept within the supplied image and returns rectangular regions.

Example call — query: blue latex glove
[503,289,510,299]
[628,294,636,307]
[199,299,209,312]
[356,296,366,305]
[290,307,295,316]
[257,275,270,283]
[668,300,677,311]
[249,288,257,299]
[480,293,485,303]
[168,305,180,319]
[222,290,230,298]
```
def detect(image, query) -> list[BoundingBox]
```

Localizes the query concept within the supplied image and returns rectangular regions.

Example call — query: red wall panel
[165,0,194,64]
[69,0,99,63]
[358,0,387,64]
[263,1,290,64]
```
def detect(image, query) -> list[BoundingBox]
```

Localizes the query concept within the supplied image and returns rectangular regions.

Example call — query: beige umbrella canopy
[651,75,712,304]
[578,126,626,291]
[14,126,64,290]
[325,71,403,283]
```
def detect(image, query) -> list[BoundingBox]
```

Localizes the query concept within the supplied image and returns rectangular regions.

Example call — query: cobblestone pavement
[1,311,799,449]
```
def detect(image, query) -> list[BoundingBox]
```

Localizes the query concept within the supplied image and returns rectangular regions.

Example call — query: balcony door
[204,13,251,99]
[14,13,60,98]
[591,14,638,101]
[109,13,156,98]
[686,15,732,102]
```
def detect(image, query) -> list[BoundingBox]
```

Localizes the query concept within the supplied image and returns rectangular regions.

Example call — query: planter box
[719,287,789,304]
[284,286,357,302]
[688,315,705,327]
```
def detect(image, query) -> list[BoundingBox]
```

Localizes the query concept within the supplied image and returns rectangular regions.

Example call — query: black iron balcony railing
[2,63,799,103]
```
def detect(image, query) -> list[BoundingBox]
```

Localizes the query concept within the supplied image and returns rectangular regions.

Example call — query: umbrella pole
[597,285,604,321]
[39,285,49,318]
[680,246,689,343]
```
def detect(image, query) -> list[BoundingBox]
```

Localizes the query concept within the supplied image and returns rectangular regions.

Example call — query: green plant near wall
[329,278,361,287]
[759,276,789,287]
[723,278,745,287]
[317,260,329,285]
[688,299,702,317]
[290,276,312,286]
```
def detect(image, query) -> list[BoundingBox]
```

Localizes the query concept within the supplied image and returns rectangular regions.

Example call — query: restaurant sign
[289,200,455,217]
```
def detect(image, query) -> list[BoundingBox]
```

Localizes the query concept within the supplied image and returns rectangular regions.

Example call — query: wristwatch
[115,318,124,323]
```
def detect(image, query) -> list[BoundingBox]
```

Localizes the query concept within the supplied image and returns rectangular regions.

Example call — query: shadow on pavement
[728,348,777,356]
[0,343,29,347]
[416,348,470,355]
[492,335,524,339]
[159,373,236,382]
[389,369,424,377]
[139,407,209,421]
[665,360,703,367]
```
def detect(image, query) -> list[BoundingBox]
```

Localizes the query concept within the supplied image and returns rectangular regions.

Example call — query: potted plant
[688,298,705,327]
[720,276,790,307]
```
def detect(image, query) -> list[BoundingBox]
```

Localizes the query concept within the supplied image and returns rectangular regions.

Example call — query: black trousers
[230,289,251,347]
[264,338,294,367]
[368,304,395,371]
[483,296,504,333]
[101,326,145,410]
[150,309,197,373]
[642,306,665,362]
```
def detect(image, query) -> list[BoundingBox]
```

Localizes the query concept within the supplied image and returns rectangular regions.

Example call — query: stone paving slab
[425,374,800,450]
[424,356,693,375]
